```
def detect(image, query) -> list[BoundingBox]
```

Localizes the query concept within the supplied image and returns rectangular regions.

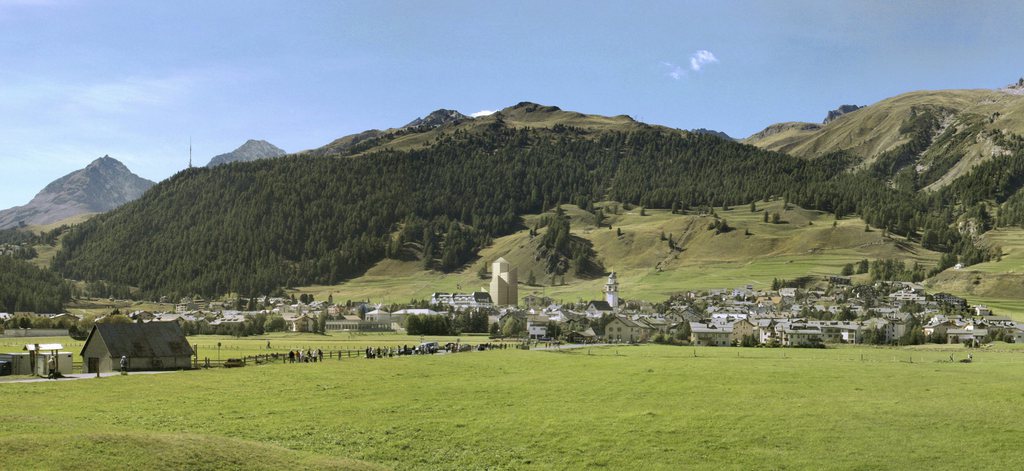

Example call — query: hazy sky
[2,0,1023,209]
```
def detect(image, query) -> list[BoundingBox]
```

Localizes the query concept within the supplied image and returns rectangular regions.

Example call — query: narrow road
[1,370,177,384]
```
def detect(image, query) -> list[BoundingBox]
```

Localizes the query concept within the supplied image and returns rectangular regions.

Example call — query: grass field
[2,343,1023,470]
[295,201,941,305]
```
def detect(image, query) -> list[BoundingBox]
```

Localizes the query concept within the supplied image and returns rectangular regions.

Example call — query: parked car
[223,358,245,368]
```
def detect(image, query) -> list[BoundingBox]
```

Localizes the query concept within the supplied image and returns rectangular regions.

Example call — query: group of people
[365,346,399,359]
[363,342,511,359]
[287,349,324,363]
[278,342,512,363]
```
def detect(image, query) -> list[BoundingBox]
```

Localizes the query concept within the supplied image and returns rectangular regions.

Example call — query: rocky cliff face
[206,140,286,167]
[0,156,155,229]
[824,104,863,124]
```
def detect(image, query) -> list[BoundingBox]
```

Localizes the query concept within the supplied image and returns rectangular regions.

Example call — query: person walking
[47,355,56,379]
[120,355,128,375]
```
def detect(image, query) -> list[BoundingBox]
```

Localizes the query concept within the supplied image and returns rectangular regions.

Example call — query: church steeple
[604,272,619,308]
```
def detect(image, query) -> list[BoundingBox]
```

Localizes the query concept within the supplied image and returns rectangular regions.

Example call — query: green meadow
[2,343,1024,470]
[927,227,1024,319]
[295,201,941,305]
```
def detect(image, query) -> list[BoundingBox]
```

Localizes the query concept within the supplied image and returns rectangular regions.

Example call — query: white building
[489,257,518,306]
[430,292,493,310]
[604,272,619,308]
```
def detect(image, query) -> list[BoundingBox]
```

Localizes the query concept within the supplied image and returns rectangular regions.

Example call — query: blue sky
[1,0,1023,209]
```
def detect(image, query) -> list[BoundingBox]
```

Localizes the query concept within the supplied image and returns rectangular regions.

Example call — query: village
[3,257,1021,377]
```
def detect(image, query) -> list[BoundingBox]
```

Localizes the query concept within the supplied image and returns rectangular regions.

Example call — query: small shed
[81,323,194,373]
[24,343,73,376]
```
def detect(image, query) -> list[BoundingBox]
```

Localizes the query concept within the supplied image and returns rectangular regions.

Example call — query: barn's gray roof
[82,323,194,358]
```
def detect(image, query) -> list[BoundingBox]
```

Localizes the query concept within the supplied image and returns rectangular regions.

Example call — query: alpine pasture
[3,341,1023,470]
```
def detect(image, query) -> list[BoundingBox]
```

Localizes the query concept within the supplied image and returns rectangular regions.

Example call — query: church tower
[489,257,518,306]
[604,272,619,308]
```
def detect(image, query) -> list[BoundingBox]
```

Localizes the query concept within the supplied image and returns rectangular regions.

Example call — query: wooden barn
[81,323,194,373]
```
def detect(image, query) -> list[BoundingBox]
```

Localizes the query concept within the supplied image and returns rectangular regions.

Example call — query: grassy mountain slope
[741,121,821,151]
[294,200,941,304]
[926,228,1024,307]
[745,89,1024,186]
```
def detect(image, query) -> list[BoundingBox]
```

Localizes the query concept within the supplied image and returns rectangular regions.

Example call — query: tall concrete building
[604,272,619,308]
[489,257,518,306]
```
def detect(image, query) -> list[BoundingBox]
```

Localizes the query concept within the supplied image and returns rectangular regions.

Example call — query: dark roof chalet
[81,323,194,358]
[587,301,614,311]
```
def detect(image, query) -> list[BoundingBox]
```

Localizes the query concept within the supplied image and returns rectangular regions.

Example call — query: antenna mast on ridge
[189,138,193,169]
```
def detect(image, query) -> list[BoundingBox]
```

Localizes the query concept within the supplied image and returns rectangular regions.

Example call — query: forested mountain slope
[54,106,830,298]
[52,100,1024,300]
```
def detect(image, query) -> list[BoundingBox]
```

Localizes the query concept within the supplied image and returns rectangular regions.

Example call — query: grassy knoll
[2,344,1023,469]
[926,227,1024,319]
[295,201,940,305]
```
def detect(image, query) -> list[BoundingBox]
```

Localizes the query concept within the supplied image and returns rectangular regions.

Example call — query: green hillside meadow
[294,200,942,305]
[3,341,1024,470]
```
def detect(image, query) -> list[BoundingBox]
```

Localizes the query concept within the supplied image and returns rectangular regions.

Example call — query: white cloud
[689,50,718,71]
[470,109,496,117]
[661,61,686,80]
[661,50,719,81]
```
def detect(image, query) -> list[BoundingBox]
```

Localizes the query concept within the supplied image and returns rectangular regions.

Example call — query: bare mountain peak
[403,109,468,129]
[85,154,130,171]
[0,156,154,229]
[206,140,286,167]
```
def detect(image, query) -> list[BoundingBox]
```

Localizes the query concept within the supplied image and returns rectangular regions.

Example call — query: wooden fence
[196,343,517,368]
